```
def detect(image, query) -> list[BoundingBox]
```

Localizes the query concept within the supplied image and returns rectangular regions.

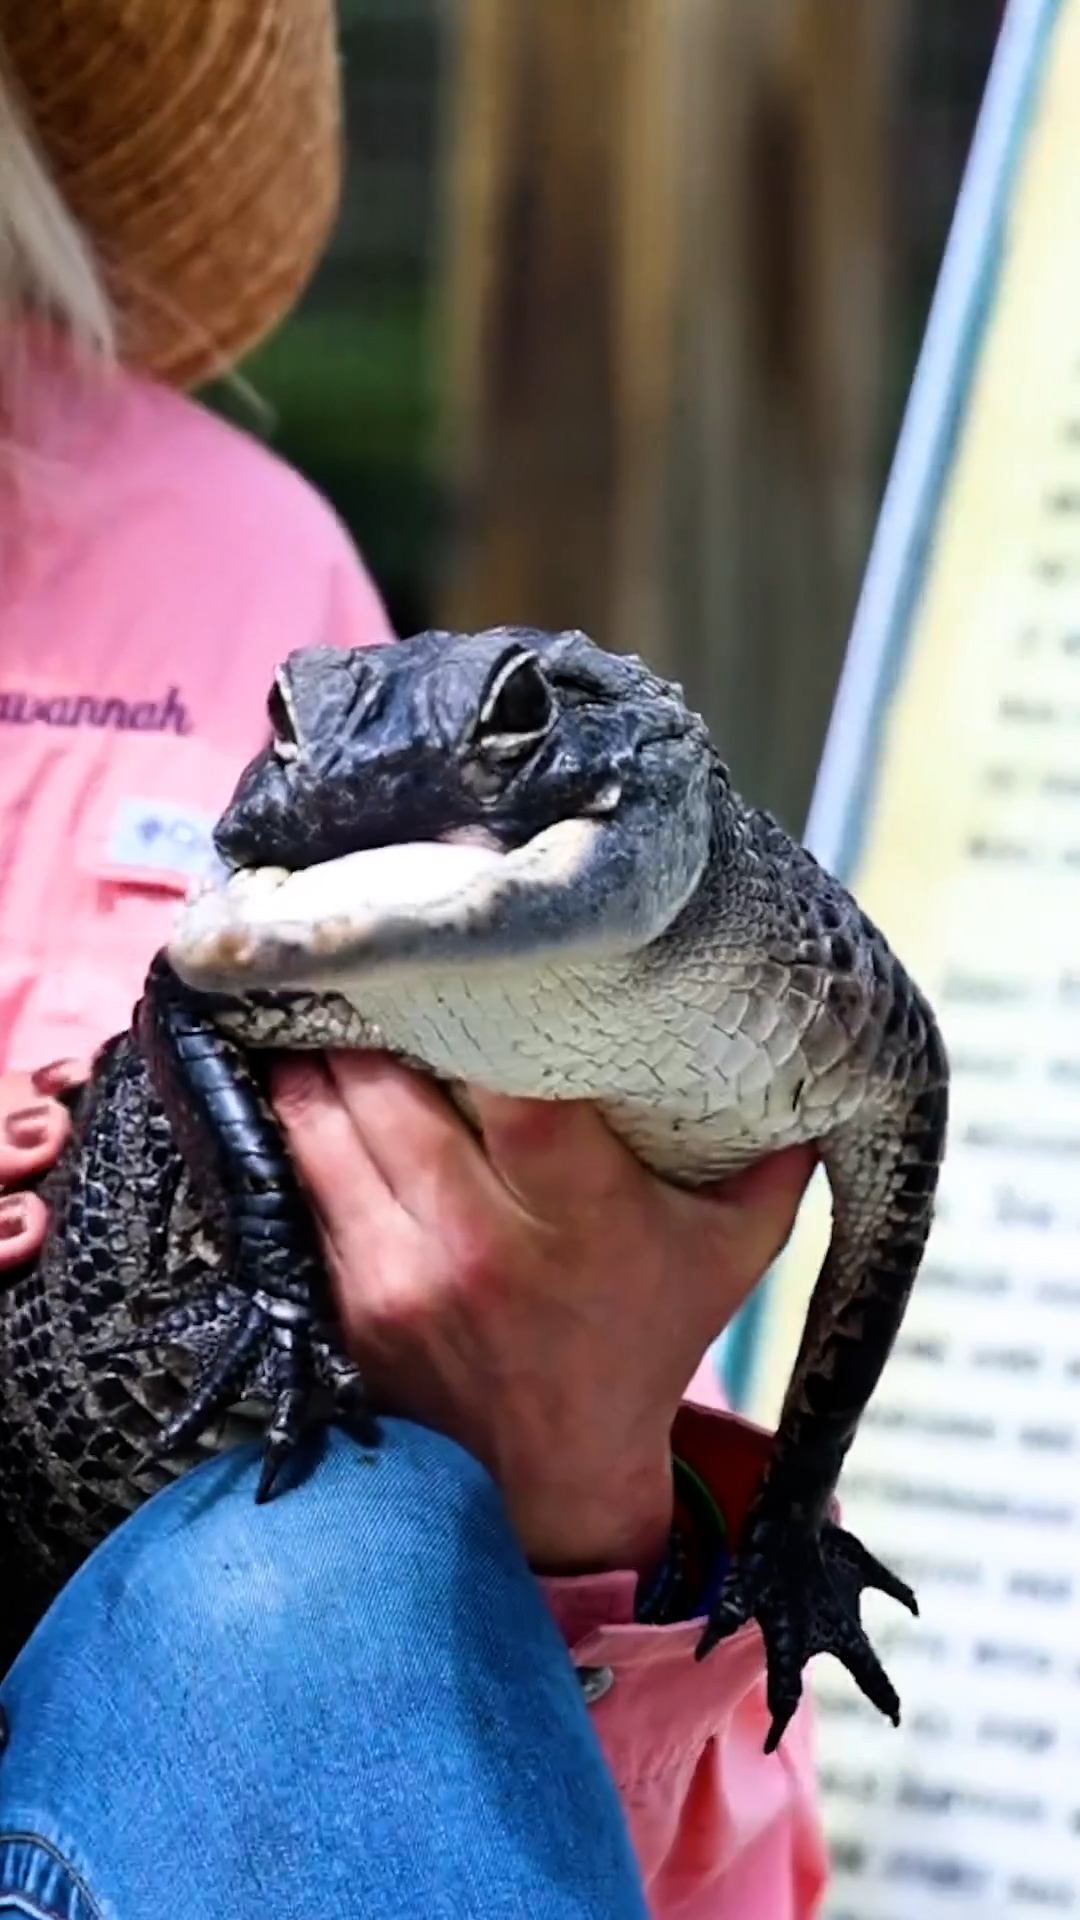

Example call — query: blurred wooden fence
[435,0,910,829]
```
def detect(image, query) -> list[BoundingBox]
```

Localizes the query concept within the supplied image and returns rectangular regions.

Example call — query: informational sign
[736,0,1080,1911]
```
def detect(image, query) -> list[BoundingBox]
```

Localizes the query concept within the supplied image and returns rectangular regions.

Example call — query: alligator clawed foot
[93,1286,375,1496]
[696,1513,917,1754]
[254,1347,378,1501]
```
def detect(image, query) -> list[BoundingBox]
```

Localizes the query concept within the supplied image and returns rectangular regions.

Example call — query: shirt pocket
[78,731,236,894]
[1,731,243,1070]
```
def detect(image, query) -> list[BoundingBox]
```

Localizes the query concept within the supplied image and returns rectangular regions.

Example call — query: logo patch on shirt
[107,798,226,885]
[0,686,192,733]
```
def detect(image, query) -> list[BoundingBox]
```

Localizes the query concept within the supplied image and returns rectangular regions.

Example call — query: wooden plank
[663,0,908,825]
[437,0,630,646]
[437,0,907,827]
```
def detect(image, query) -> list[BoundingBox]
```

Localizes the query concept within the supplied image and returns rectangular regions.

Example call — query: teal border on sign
[718,0,1064,1409]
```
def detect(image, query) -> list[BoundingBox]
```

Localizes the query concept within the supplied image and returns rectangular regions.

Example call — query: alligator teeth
[228,866,293,904]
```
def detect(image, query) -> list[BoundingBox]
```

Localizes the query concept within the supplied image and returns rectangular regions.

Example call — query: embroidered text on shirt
[0,687,192,734]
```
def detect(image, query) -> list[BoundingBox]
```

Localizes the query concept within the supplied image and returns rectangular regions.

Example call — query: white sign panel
[741,2,1080,1912]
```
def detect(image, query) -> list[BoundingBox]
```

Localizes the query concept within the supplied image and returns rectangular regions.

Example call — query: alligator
[0,627,948,1751]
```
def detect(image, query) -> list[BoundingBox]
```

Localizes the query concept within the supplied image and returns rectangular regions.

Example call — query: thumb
[467,1089,634,1217]
[699,1145,818,1286]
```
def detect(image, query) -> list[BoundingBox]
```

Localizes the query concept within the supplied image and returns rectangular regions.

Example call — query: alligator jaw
[167,817,614,993]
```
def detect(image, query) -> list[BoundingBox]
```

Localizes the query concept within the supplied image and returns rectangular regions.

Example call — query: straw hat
[0,0,342,388]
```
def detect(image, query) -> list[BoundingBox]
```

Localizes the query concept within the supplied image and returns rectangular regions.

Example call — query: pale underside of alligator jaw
[167,815,632,995]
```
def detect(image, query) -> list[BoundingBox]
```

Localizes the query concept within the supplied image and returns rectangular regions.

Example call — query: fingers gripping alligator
[0,628,948,1750]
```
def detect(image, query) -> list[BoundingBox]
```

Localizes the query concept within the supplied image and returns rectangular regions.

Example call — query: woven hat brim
[2,0,342,388]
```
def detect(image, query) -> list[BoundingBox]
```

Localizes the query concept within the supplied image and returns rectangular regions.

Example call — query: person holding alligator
[0,2,830,1916]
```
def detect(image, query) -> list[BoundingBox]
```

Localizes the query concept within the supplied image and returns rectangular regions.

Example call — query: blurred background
[204,0,1004,838]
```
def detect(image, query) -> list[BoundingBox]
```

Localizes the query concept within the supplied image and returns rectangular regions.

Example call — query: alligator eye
[477,653,554,747]
[267,680,300,764]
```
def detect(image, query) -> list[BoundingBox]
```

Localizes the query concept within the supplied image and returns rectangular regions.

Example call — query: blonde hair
[0,50,115,361]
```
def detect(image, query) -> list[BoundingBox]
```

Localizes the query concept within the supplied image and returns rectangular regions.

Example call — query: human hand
[0,1060,87,1272]
[273,1053,814,1577]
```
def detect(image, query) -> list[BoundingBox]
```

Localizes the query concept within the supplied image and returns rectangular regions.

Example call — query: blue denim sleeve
[0,1421,648,1920]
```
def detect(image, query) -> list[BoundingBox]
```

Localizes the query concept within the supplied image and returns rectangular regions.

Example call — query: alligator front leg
[699,1025,948,1753]
[117,952,372,1499]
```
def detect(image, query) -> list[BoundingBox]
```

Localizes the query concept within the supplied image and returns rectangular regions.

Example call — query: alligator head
[168,627,721,993]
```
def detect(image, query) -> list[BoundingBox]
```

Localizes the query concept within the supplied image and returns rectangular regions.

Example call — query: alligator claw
[696,1515,916,1754]
[256,1387,311,1502]
[88,1286,248,1366]
[156,1299,269,1453]
[120,960,382,1494]
[94,1288,373,1490]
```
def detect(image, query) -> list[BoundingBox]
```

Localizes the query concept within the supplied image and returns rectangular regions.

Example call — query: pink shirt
[0,353,827,1917]
[553,1379,828,1917]
[0,348,393,1069]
